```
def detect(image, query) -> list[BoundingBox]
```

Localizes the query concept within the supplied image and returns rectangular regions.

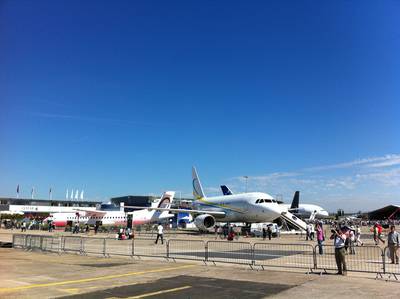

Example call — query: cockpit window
[257,199,275,203]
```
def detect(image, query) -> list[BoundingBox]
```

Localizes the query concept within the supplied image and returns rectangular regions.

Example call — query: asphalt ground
[0,249,399,299]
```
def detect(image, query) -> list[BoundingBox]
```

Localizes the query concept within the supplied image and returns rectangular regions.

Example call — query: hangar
[368,205,400,220]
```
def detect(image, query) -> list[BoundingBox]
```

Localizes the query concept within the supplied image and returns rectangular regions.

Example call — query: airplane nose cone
[270,204,284,217]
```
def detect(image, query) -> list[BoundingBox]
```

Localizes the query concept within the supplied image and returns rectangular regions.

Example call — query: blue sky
[1,1,399,212]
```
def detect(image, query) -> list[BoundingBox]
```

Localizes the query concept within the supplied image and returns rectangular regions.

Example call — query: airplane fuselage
[48,209,171,227]
[282,203,329,218]
[193,192,283,223]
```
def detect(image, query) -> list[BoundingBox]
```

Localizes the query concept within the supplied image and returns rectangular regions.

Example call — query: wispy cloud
[305,154,400,171]
[224,153,400,211]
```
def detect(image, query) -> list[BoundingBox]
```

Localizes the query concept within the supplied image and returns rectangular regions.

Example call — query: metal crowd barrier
[383,246,400,280]
[11,234,400,278]
[133,237,167,258]
[26,235,42,251]
[167,239,206,261]
[12,234,26,249]
[314,245,384,274]
[41,236,61,253]
[62,236,83,254]
[206,241,253,265]
[253,243,314,270]
[105,238,132,257]
[82,237,107,256]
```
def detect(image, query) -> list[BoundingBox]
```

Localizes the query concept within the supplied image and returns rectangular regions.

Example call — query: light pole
[243,176,249,193]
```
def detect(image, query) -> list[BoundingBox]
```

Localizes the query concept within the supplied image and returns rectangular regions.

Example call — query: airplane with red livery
[45,191,175,227]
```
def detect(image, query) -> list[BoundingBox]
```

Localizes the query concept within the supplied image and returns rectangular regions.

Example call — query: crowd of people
[302,221,399,275]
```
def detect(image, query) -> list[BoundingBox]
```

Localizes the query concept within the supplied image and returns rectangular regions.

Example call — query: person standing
[267,226,272,240]
[262,227,267,240]
[387,225,399,264]
[330,227,347,275]
[348,228,356,255]
[310,224,315,240]
[316,223,324,255]
[355,225,363,246]
[155,223,164,244]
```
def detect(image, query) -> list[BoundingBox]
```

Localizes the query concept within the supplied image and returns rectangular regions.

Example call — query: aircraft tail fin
[220,185,233,195]
[151,191,175,209]
[192,166,206,200]
[290,191,300,210]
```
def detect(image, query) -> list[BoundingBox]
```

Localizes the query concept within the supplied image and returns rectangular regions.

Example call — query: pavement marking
[107,285,192,299]
[0,264,195,293]
[61,288,80,294]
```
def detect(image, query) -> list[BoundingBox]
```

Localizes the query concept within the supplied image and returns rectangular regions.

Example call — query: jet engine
[194,214,215,231]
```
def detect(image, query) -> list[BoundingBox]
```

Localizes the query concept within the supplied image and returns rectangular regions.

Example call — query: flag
[31,187,35,199]
[66,189,69,199]
[80,190,84,200]
[70,189,74,200]
[75,189,79,200]
[16,184,20,198]
[49,187,52,200]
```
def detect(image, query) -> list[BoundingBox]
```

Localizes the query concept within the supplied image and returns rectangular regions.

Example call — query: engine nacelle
[194,214,215,231]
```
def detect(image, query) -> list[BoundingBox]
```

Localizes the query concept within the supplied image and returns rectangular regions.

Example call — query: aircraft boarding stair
[280,211,307,231]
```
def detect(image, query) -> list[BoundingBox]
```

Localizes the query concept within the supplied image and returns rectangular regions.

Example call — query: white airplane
[221,187,328,220]
[46,191,175,227]
[282,191,329,220]
[127,167,307,231]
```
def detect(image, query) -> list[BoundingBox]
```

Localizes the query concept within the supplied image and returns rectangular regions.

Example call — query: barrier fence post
[205,241,208,262]
[313,246,317,270]
[62,236,66,253]
[131,238,134,257]
[24,235,28,249]
[166,240,170,259]
[382,247,386,275]
[103,238,107,257]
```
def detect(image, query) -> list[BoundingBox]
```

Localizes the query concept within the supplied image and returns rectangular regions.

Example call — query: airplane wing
[124,206,226,216]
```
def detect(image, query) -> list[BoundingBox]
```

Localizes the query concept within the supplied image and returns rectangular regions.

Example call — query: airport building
[0,197,101,216]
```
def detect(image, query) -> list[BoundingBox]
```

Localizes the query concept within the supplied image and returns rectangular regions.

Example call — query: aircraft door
[127,214,133,229]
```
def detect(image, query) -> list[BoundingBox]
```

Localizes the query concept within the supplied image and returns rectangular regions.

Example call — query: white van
[250,222,280,237]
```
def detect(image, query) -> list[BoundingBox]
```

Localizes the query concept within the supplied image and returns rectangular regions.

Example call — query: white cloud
[223,153,400,211]
[305,154,400,171]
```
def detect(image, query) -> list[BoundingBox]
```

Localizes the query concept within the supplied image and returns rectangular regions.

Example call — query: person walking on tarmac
[155,223,164,244]
[330,226,348,275]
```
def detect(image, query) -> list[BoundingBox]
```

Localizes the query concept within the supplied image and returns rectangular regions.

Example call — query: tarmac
[0,230,399,299]
[0,249,399,299]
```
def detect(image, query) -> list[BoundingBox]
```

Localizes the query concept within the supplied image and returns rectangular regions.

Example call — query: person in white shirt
[155,223,164,244]
[330,226,347,275]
